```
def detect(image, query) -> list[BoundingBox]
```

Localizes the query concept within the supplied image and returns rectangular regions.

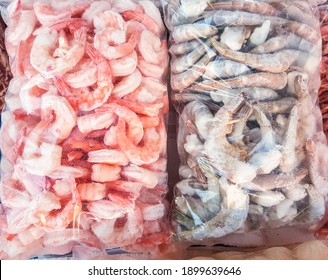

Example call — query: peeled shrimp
[30,28,87,76]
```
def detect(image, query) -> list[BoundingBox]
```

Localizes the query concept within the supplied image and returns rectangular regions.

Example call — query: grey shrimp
[212,39,304,74]
[191,72,288,92]
[207,1,281,17]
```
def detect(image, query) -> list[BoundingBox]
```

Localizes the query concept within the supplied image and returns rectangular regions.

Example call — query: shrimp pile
[0,0,170,259]
[0,16,11,110]
[319,2,328,138]
[162,0,328,245]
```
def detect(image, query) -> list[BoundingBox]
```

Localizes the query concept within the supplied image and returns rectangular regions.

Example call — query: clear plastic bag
[162,0,328,247]
[0,0,170,259]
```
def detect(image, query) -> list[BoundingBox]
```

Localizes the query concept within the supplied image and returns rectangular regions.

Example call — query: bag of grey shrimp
[161,0,328,247]
[0,0,172,259]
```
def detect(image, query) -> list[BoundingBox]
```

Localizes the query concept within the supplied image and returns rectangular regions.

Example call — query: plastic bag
[162,0,328,247]
[0,0,170,259]
[0,2,11,111]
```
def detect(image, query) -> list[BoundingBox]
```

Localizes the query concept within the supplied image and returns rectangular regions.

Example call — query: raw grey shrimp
[171,40,211,74]
[177,178,249,242]
[280,105,300,173]
[204,59,250,80]
[247,105,282,175]
[250,33,317,55]
[191,72,288,92]
[256,97,297,115]
[205,96,258,184]
[211,39,304,74]
[207,1,281,17]
[220,26,251,51]
[169,40,201,56]
[210,87,279,103]
[30,27,87,77]
[171,51,215,92]
[171,24,217,44]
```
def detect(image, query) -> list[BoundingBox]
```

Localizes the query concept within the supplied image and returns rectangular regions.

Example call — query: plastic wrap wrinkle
[162,0,328,247]
[0,0,171,259]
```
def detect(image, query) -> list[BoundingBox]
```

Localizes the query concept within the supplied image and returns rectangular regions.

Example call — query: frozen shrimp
[137,56,165,79]
[139,1,166,35]
[112,69,142,98]
[208,1,281,17]
[211,39,303,74]
[110,50,137,77]
[122,10,160,36]
[191,72,288,92]
[171,24,217,44]
[6,10,37,46]
[94,27,140,60]
[138,30,166,65]
[41,95,76,142]
[82,0,112,25]
[30,28,87,76]
[64,59,98,88]
[94,10,126,32]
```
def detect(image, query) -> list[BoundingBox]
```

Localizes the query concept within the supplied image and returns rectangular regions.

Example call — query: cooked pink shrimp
[48,166,90,179]
[87,200,132,220]
[94,10,126,31]
[30,28,87,76]
[139,116,160,128]
[6,10,37,46]
[77,182,107,201]
[54,44,113,111]
[142,77,167,100]
[126,20,147,38]
[77,111,116,134]
[112,69,142,98]
[110,50,138,77]
[139,0,166,35]
[96,103,144,144]
[91,164,121,183]
[82,0,112,25]
[108,96,163,117]
[33,2,72,26]
[112,0,139,13]
[122,10,160,36]
[138,30,166,65]
[116,119,161,165]
[52,179,73,198]
[21,116,63,176]
[91,206,143,247]
[88,149,129,166]
[0,179,31,209]
[137,56,165,79]
[94,27,140,60]
[121,165,159,189]
[41,95,77,142]
[64,58,98,88]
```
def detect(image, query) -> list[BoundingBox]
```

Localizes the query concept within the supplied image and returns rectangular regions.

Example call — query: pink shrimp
[53,44,113,111]
[87,200,133,220]
[77,182,107,201]
[116,119,161,165]
[121,165,159,188]
[95,103,144,144]
[33,2,72,27]
[138,30,167,65]
[30,28,87,77]
[137,56,165,79]
[88,149,129,166]
[94,27,140,60]
[94,10,126,31]
[122,10,160,36]
[77,111,117,134]
[112,69,143,98]
[110,50,138,77]
[91,164,121,183]
[82,0,112,25]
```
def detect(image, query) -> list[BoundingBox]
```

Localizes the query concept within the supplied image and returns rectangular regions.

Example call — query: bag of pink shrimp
[0,0,171,259]
[162,0,328,247]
